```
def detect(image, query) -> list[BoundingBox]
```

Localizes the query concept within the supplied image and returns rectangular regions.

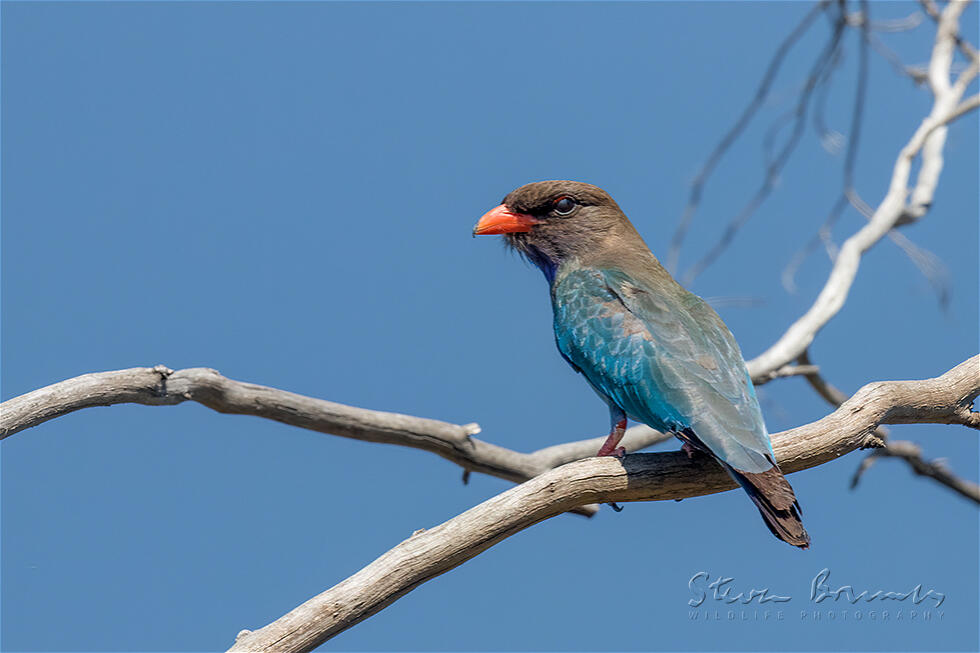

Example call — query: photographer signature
[688,568,945,608]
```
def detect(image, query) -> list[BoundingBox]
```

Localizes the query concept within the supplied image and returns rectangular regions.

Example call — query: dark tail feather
[724,460,810,549]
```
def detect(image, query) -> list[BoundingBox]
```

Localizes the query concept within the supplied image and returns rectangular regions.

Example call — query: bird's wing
[553,267,773,473]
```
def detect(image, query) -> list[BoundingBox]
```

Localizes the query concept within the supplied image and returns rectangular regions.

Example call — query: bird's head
[473,180,638,282]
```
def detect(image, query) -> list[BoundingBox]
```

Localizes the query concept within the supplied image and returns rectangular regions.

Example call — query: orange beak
[473,205,540,235]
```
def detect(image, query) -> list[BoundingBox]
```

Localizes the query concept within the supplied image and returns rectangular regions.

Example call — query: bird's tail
[723,460,810,549]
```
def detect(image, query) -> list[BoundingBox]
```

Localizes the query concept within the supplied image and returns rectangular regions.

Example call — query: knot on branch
[151,364,174,377]
[954,406,980,429]
[451,423,481,454]
[151,365,174,398]
[860,433,887,449]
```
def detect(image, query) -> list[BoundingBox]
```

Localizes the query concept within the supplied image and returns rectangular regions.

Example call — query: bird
[472,180,809,549]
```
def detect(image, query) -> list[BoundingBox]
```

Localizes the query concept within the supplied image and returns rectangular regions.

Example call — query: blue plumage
[553,265,774,474]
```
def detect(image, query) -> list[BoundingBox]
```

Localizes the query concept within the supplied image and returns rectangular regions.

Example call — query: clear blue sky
[2,2,977,651]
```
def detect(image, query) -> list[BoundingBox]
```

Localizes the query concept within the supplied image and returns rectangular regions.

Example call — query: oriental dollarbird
[473,180,809,549]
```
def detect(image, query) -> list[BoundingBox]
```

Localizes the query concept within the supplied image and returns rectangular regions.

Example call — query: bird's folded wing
[553,267,773,473]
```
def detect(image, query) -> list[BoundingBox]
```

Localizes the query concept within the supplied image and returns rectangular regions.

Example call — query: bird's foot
[596,418,628,458]
[681,442,699,460]
[597,445,627,458]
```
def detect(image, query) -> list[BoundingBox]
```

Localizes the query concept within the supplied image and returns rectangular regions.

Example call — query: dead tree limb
[746,0,977,381]
[0,365,670,491]
[851,439,980,503]
[793,350,980,500]
[228,355,979,653]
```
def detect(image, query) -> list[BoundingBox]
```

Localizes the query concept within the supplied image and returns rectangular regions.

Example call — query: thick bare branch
[228,355,980,653]
[0,366,670,493]
[747,0,978,381]
[920,0,979,63]
[795,350,894,456]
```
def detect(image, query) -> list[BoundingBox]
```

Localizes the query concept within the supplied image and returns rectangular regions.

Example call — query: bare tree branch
[866,29,929,84]
[665,0,831,274]
[851,439,980,503]
[228,355,980,653]
[0,366,670,498]
[747,0,978,381]
[783,182,953,307]
[783,0,871,295]
[753,363,822,385]
[796,349,892,445]
[865,10,924,33]
[883,228,952,307]
[796,350,857,406]
[920,0,979,62]
[796,350,980,499]
[945,90,980,120]
[680,5,849,286]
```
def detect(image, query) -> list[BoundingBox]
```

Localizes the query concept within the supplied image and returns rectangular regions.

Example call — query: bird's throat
[523,243,560,284]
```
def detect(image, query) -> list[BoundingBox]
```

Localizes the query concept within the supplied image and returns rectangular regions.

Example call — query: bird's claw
[597,445,627,458]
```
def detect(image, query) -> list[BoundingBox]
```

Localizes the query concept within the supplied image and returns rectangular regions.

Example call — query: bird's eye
[553,196,576,215]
